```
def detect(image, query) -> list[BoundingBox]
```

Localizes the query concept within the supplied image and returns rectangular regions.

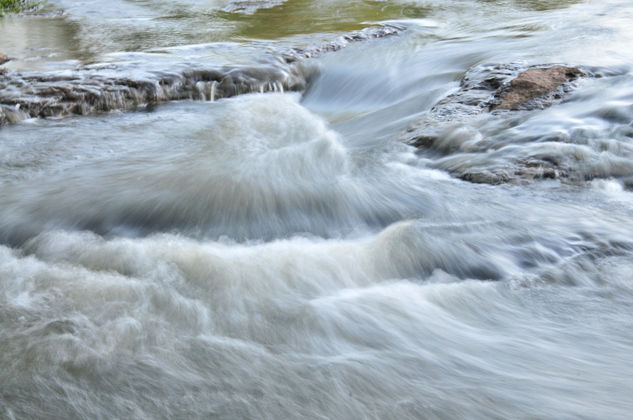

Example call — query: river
[1,1,633,419]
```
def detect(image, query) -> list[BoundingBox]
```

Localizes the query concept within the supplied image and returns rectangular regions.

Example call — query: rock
[401,63,589,185]
[0,65,307,126]
[401,63,522,152]
[494,65,583,110]
[0,25,403,127]
[283,24,403,63]
[402,63,588,150]
[223,1,286,14]
[0,53,9,65]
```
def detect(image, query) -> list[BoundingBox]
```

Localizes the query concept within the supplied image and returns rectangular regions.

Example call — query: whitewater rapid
[2,0,633,419]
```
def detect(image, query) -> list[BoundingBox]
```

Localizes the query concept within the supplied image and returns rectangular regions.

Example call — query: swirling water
[2,1,633,419]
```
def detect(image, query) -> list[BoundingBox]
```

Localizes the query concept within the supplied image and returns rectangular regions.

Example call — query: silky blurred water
[2,0,633,419]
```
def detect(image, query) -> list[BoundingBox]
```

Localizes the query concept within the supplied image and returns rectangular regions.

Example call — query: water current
[2,0,633,419]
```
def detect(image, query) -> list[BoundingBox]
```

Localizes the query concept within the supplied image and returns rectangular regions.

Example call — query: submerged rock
[223,1,286,14]
[283,25,404,62]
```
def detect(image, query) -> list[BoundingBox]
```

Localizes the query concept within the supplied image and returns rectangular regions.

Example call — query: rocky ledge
[0,65,310,127]
[0,25,403,127]
[222,0,286,14]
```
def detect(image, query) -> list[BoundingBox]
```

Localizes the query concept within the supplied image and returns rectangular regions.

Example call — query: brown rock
[495,65,583,110]
[402,63,590,185]
[0,54,9,65]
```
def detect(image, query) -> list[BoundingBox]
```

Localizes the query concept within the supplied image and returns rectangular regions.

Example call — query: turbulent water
[2,1,633,419]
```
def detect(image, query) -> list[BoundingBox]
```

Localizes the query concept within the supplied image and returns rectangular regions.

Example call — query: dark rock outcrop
[0,65,308,125]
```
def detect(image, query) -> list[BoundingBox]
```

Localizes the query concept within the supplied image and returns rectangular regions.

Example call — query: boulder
[0,53,9,66]
[403,63,588,150]
[401,63,589,185]
[494,65,583,110]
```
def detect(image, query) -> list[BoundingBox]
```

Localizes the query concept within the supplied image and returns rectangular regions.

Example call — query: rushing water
[2,1,633,419]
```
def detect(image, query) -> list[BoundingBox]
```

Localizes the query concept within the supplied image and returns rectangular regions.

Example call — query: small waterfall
[0,25,403,127]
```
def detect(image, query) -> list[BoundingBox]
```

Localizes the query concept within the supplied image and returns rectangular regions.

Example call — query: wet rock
[494,65,583,110]
[0,25,402,127]
[0,105,23,125]
[454,159,564,185]
[223,1,286,14]
[402,64,521,152]
[402,63,589,185]
[0,53,9,74]
[514,159,562,180]
[283,25,404,63]
[406,64,586,137]
[0,64,306,125]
